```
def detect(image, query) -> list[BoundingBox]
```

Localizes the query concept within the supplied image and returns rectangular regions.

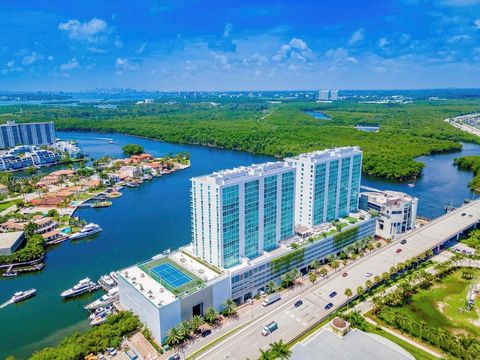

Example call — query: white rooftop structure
[286,146,361,164]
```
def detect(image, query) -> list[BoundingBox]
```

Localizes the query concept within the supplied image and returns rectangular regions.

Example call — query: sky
[1,0,480,91]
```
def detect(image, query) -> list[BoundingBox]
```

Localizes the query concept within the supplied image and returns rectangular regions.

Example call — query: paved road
[194,200,480,360]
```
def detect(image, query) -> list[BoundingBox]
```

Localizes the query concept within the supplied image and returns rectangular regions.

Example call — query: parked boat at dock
[88,305,114,320]
[90,308,114,326]
[98,274,117,290]
[69,223,102,240]
[84,288,118,310]
[60,278,98,298]
[11,289,36,303]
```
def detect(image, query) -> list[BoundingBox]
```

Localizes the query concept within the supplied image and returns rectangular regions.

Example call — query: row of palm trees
[165,299,238,348]
[258,339,291,360]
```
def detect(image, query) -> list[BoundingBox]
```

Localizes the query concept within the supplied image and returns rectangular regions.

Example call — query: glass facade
[280,171,295,239]
[349,154,362,212]
[244,180,260,259]
[338,157,351,218]
[313,163,327,225]
[326,160,339,221]
[222,185,240,268]
[263,175,278,251]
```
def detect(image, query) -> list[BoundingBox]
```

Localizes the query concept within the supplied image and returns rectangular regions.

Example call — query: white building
[52,140,82,158]
[359,190,418,239]
[286,147,362,229]
[0,120,56,149]
[191,161,295,269]
[330,90,339,100]
[319,90,330,100]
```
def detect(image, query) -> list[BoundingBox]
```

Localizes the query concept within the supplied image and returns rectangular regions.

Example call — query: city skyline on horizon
[2,0,480,91]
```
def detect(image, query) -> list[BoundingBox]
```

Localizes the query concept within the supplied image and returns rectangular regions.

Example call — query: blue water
[304,110,332,120]
[0,131,478,359]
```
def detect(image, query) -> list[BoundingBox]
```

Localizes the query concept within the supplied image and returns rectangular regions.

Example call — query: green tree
[204,306,219,325]
[166,326,184,347]
[122,144,145,156]
[356,286,364,297]
[24,222,39,238]
[179,320,192,338]
[330,260,340,272]
[191,315,203,334]
[344,288,353,306]
[222,298,238,317]
[269,339,292,359]
[308,271,317,285]
[319,267,328,278]
[266,280,276,294]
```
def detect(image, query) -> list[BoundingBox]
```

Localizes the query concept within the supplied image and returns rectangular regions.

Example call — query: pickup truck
[262,321,278,336]
[262,293,281,307]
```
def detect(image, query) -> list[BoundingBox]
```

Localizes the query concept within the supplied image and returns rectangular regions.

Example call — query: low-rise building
[119,166,143,179]
[0,184,8,195]
[359,190,418,239]
[0,231,25,255]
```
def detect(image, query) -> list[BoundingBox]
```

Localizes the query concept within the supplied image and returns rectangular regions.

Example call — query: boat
[408,183,415,188]
[88,305,114,320]
[69,223,102,240]
[85,288,118,310]
[125,182,138,188]
[60,278,98,298]
[163,249,171,255]
[2,271,18,278]
[90,309,113,326]
[99,274,117,289]
[11,289,36,303]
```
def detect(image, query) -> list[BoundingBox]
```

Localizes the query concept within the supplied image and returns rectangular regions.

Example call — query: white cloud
[223,23,233,37]
[114,36,123,48]
[242,53,268,66]
[273,38,313,62]
[475,18,480,29]
[378,37,389,49]
[326,47,358,64]
[22,52,41,65]
[6,60,15,68]
[348,28,365,45]
[115,58,139,74]
[447,34,472,42]
[211,53,230,69]
[136,42,147,54]
[60,58,79,71]
[87,46,109,54]
[47,56,54,61]
[58,18,109,42]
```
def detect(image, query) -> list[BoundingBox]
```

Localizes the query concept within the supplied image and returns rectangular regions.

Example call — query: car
[246,298,254,305]
[329,291,337,298]
[342,272,348,278]
[106,347,117,356]
[365,272,372,277]
[461,213,466,216]
[259,291,266,297]
[168,355,180,360]
[396,248,402,254]
[325,302,334,310]
[400,239,407,245]
[294,300,303,307]
[201,329,212,337]
[97,354,105,360]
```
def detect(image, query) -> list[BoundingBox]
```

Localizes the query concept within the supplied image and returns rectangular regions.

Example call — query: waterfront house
[32,216,57,234]
[31,195,67,207]
[119,165,143,179]
[131,153,154,162]
[0,220,26,232]
[41,229,62,242]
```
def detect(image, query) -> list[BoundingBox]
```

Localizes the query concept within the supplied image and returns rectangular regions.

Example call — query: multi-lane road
[194,200,480,360]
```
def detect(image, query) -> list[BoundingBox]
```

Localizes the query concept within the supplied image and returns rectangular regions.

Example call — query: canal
[0,132,478,359]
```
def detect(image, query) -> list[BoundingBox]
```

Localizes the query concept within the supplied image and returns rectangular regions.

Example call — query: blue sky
[1,0,480,91]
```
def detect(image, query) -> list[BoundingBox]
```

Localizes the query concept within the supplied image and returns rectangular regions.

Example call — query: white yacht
[84,288,118,310]
[90,309,113,326]
[11,289,36,303]
[61,278,97,298]
[69,223,102,240]
[88,305,114,320]
[99,274,117,289]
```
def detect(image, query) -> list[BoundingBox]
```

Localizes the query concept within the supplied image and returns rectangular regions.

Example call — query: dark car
[201,329,212,337]
[325,303,334,310]
[294,300,303,307]
[168,355,180,360]
[329,291,337,298]
[342,272,348,278]
[396,249,402,254]
[401,239,407,245]
[461,213,466,216]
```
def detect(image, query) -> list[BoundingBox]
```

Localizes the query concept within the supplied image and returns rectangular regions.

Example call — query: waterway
[304,110,331,120]
[0,132,478,359]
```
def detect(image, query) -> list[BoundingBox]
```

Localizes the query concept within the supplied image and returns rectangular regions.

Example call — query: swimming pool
[151,262,192,288]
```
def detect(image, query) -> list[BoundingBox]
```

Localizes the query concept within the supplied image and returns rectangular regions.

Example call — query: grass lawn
[0,200,17,212]
[395,269,480,338]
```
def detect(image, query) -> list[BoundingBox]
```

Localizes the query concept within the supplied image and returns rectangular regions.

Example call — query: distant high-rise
[191,162,295,269]
[286,147,362,228]
[318,90,329,101]
[330,90,339,100]
[0,121,56,149]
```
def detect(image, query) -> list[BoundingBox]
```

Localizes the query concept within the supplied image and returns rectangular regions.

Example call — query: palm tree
[308,271,317,285]
[310,259,320,272]
[330,260,340,272]
[356,286,364,297]
[269,339,291,359]
[258,349,274,360]
[319,267,328,278]
[204,306,219,325]
[266,280,276,294]
[191,315,203,334]
[179,320,192,338]
[365,279,373,291]
[223,298,238,317]
[373,275,381,284]
[344,288,353,306]
[166,326,183,347]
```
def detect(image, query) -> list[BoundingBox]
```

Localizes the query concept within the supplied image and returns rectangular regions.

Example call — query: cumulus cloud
[326,47,358,64]
[115,58,139,74]
[475,18,480,29]
[60,58,79,71]
[22,52,41,65]
[273,38,313,62]
[348,28,365,45]
[208,23,236,52]
[58,18,109,42]
[242,53,268,66]
[211,53,230,69]
[6,60,15,68]
[378,37,389,49]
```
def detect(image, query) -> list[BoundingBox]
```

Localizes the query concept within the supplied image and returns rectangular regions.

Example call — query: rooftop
[193,161,293,185]
[363,190,417,205]
[0,231,24,249]
[286,146,361,163]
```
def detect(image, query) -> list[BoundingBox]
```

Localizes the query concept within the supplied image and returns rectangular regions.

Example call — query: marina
[0,131,478,359]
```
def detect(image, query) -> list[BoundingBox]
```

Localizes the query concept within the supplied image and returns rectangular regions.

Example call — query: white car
[365,272,372,278]
[259,291,266,298]
[106,347,117,356]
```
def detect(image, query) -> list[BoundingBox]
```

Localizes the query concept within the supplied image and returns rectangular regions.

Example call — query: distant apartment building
[191,162,295,268]
[0,121,56,149]
[359,190,418,239]
[330,90,339,100]
[287,147,362,228]
[318,90,330,100]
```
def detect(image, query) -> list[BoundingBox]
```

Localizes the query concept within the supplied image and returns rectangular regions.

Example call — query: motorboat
[90,309,113,326]
[11,289,36,303]
[60,278,98,298]
[99,274,117,289]
[88,305,113,320]
[84,288,118,310]
[69,223,102,240]
[408,183,415,188]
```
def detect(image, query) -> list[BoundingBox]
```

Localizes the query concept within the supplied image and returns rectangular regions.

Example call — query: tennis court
[151,262,192,289]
